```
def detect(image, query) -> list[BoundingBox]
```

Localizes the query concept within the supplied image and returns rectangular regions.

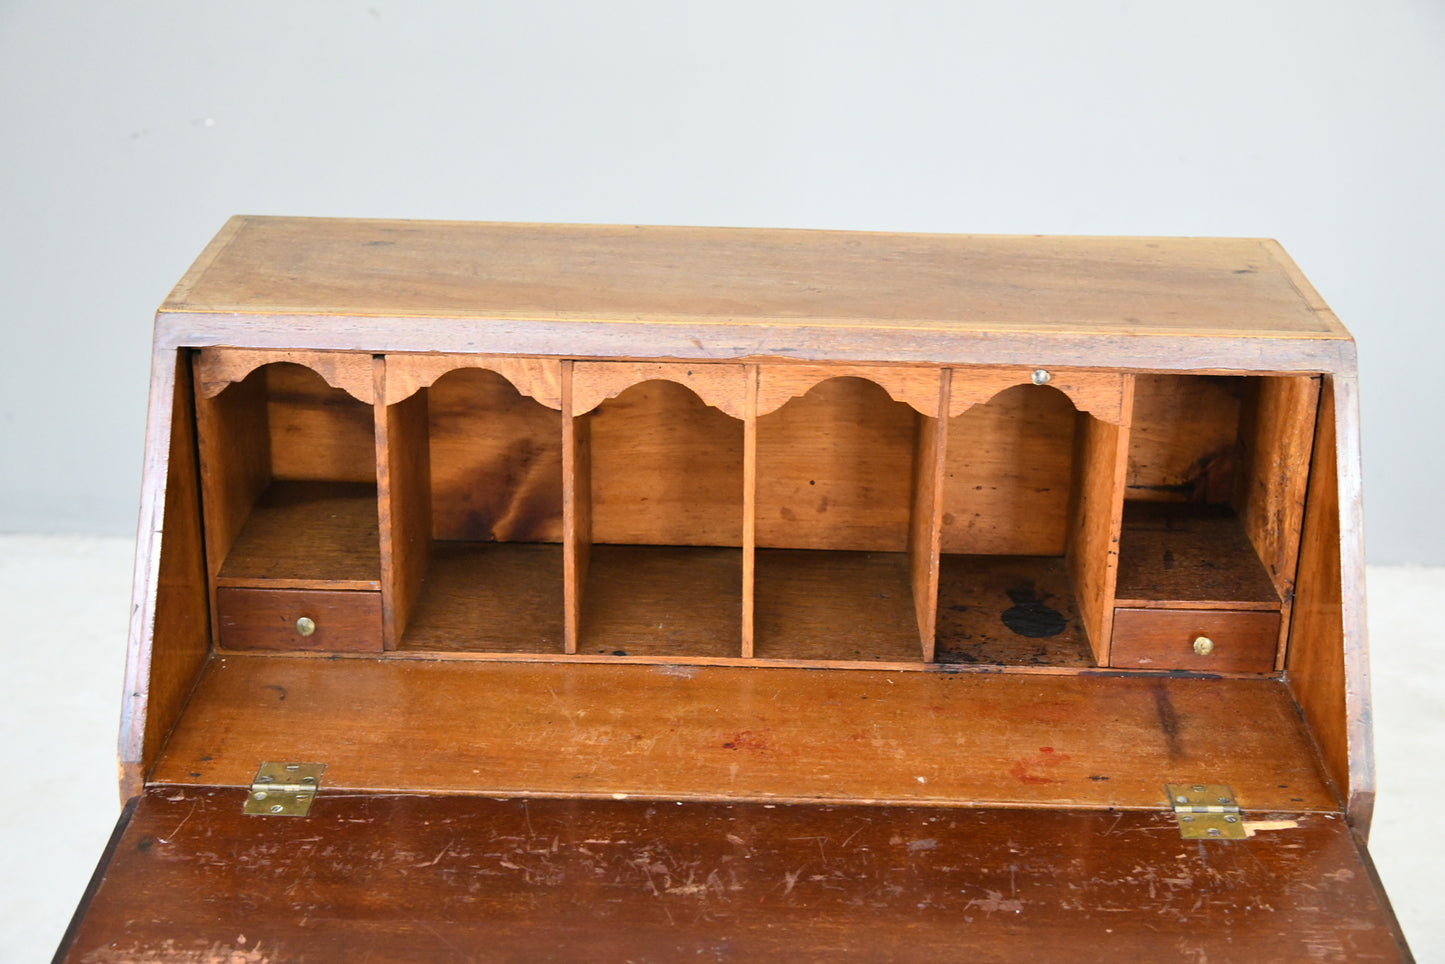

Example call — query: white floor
[1,535,1440,961]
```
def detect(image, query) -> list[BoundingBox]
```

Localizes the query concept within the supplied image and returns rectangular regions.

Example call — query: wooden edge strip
[741,366,758,658]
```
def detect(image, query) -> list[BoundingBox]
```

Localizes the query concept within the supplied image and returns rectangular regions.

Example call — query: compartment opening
[577,379,745,658]
[392,367,565,653]
[199,361,380,589]
[934,383,1097,667]
[1118,374,1317,611]
[753,376,927,661]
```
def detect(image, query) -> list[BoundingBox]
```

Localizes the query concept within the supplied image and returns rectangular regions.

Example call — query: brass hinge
[244,762,326,816]
[1166,783,1246,839]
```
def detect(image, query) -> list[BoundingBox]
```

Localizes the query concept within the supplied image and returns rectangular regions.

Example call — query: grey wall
[2,1,1442,562]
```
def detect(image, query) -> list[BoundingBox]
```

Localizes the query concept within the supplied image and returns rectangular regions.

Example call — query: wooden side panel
[378,370,431,649]
[266,363,377,484]
[426,367,564,544]
[940,384,1078,556]
[1236,375,1321,667]
[118,350,211,799]
[741,367,758,657]
[562,363,591,655]
[1069,377,1133,665]
[1287,375,1372,824]
[192,358,270,647]
[755,377,916,552]
[59,789,1410,964]
[588,380,745,548]
[908,371,948,660]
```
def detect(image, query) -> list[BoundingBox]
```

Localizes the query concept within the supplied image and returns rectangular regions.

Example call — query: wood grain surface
[58,789,1408,963]
[149,656,1338,813]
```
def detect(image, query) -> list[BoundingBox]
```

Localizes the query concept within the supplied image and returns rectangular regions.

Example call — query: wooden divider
[741,366,759,657]
[908,370,950,661]
[562,362,591,655]
[376,357,431,650]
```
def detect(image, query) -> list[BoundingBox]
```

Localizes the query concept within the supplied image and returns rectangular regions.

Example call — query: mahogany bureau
[58,218,1408,961]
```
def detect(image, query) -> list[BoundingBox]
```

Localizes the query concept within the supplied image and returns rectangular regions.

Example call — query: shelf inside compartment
[579,545,742,657]
[216,480,380,588]
[1115,502,1279,608]
[399,542,564,653]
[753,549,921,661]
[934,555,1093,666]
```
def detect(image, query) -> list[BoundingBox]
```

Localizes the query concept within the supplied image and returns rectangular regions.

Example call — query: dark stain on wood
[1153,682,1185,764]
[1001,587,1067,638]
[57,788,1410,963]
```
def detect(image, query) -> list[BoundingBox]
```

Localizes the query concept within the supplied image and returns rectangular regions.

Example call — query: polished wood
[150,656,1338,812]
[561,362,591,655]
[941,383,1078,556]
[377,373,430,648]
[216,587,382,652]
[1111,608,1281,673]
[1067,382,1133,665]
[1126,373,1243,503]
[908,370,949,659]
[195,346,375,404]
[755,377,916,552]
[588,379,744,548]
[1287,377,1370,821]
[948,367,1128,425]
[425,367,564,544]
[264,361,378,484]
[164,219,1351,347]
[741,366,759,656]
[752,550,922,661]
[107,222,1387,955]
[214,480,380,588]
[1115,502,1280,608]
[399,542,564,653]
[934,555,1092,667]
[572,360,748,418]
[578,546,742,657]
[756,363,942,416]
[383,352,563,408]
[118,351,211,800]
[58,788,1409,964]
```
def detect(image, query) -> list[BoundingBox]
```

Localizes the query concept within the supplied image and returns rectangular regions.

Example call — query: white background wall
[1,1,1442,558]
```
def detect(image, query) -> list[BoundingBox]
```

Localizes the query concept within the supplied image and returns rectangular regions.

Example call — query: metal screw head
[1193,636,1214,656]
[1031,369,1051,385]
[296,616,317,637]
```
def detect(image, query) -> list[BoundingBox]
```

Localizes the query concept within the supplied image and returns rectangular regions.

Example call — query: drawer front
[1111,608,1280,673]
[217,587,383,652]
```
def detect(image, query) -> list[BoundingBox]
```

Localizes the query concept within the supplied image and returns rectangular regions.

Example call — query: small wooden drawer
[1110,608,1280,673]
[217,587,383,652]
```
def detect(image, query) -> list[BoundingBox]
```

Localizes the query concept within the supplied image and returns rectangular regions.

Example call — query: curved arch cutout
[383,354,562,410]
[196,349,375,405]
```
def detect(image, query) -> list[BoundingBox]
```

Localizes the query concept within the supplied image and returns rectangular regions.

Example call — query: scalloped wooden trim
[195,349,375,405]
[383,354,563,409]
[570,362,748,419]
[755,365,943,417]
[948,368,1128,425]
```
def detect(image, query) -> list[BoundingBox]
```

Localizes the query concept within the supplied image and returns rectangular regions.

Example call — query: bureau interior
[192,353,1318,672]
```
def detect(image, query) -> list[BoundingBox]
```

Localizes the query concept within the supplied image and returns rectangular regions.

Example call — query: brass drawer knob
[1193,635,1214,656]
[296,616,317,637]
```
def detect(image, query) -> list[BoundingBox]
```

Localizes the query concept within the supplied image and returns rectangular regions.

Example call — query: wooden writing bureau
[60,218,1409,961]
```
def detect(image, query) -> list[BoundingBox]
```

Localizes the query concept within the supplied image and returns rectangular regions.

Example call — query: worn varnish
[92,220,1397,959]
[59,789,1407,964]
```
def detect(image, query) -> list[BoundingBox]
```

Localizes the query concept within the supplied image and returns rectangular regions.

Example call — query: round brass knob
[1031,369,1051,385]
[1193,635,1214,656]
[296,616,317,637]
